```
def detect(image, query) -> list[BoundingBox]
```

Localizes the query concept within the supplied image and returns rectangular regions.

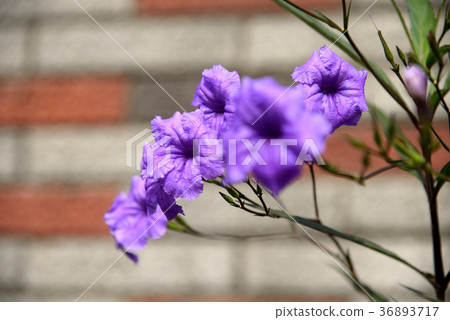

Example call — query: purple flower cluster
[105,49,368,260]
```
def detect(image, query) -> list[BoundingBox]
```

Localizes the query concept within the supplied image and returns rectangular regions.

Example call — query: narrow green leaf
[336,267,389,302]
[205,178,221,186]
[370,106,424,180]
[427,31,443,68]
[435,161,450,193]
[406,0,436,63]
[377,30,395,65]
[226,187,240,199]
[320,161,361,182]
[371,106,418,154]
[256,183,263,196]
[401,285,441,302]
[396,46,408,67]
[313,9,341,30]
[371,111,384,151]
[270,209,430,279]
[426,44,450,69]
[347,136,366,149]
[174,216,193,231]
[362,151,371,172]
[391,0,414,48]
[219,192,237,205]
[167,221,185,232]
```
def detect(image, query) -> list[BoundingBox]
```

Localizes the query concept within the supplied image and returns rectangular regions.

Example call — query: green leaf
[346,136,366,149]
[167,221,185,232]
[377,30,395,66]
[370,106,419,155]
[205,178,222,187]
[270,208,430,280]
[396,46,408,67]
[370,106,424,180]
[371,112,384,152]
[391,0,414,49]
[226,187,240,199]
[219,192,237,206]
[426,44,450,69]
[320,161,361,183]
[401,285,441,302]
[435,161,450,194]
[406,0,436,63]
[256,183,263,196]
[313,9,341,30]
[336,267,390,302]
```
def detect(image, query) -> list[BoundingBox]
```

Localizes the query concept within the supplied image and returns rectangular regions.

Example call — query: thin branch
[308,164,320,220]
[362,164,397,180]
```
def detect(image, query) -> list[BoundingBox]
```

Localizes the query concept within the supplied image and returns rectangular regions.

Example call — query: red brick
[0,76,127,125]
[321,122,449,176]
[137,0,340,15]
[0,185,118,236]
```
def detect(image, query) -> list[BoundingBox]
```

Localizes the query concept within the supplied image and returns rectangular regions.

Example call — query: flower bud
[404,65,427,101]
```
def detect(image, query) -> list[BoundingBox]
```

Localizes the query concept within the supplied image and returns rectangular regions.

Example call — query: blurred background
[0,0,449,301]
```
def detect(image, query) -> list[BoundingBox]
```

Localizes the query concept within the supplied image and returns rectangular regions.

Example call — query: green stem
[420,121,446,300]
[362,164,397,180]
[344,32,420,130]
[308,164,320,220]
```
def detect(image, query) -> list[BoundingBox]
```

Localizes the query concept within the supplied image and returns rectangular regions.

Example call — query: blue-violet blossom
[292,46,368,133]
[192,65,240,133]
[142,110,225,201]
[104,176,168,263]
[140,151,184,221]
[223,77,330,195]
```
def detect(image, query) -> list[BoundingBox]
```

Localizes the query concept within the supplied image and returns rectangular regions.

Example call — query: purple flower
[292,46,368,133]
[223,77,330,195]
[142,110,224,201]
[404,65,427,101]
[104,176,168,263]
[192,65,240,132]
[140,169,184,221]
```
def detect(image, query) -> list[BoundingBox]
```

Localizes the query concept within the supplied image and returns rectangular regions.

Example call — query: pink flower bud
[404,65,427,101]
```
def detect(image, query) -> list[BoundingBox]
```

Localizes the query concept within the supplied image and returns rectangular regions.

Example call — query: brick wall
[0,0,448,301]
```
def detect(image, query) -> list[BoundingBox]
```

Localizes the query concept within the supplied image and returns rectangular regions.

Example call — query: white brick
[179,183,293,235]
[25,125,148,183]
[243,9,448,121]
[280,176,450,234]
[0,238,26,288]
[243,235,450,301]
[0,0,133,18]
[2,231,449,301]
[0,130,16,182]
[23,235,233,299]
[37,17,240,75]
[0,24,25,76]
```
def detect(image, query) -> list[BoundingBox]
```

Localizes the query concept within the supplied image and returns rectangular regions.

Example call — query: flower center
[182,144,194,158]
[321,82,339,95]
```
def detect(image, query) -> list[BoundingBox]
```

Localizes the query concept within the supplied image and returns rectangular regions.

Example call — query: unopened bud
[404,65,427,101]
